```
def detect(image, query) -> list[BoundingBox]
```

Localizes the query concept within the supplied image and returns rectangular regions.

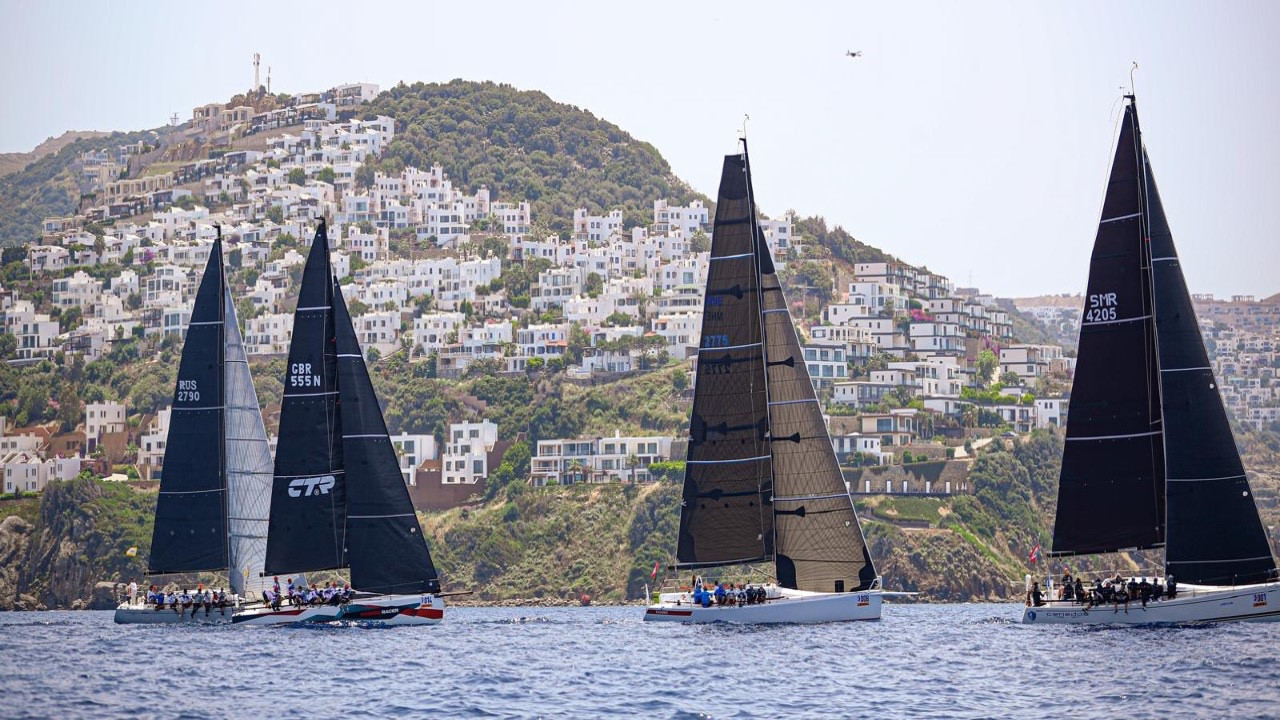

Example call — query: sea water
[0,604,1276,718]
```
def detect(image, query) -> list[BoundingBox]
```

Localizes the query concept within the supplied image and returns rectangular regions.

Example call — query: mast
[741,138,781,573]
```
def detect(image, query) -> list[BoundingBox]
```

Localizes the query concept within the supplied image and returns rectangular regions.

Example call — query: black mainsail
[264,221,347,575]
[150,237,228,575]
[677,153,774,569]
[334,279,439,594]
[1050,97,1277,586]
[676,145,877,592]
[1052,105,1165,557]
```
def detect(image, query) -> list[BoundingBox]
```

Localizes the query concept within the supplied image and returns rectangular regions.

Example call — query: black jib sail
[333,279,439,594]
[756,163,877,591]
[149,236,228,574]
[1051,104,1166,557]
[1144,154,1278,586]
[264,221,347,575]
[676,153,775,569]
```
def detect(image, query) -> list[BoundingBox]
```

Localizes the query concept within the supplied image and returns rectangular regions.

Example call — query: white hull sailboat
[1020,93,1280,626]
[1022,582,1280,625]
[646,585,883,624]
[240,221,448,627]
[115,230,275,624]
[644,141,891,625]
[232,593,443,626]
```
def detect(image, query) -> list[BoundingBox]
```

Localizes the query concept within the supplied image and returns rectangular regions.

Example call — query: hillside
[0,129,159,246]
[0,131,110,179]
[367,80,705,233]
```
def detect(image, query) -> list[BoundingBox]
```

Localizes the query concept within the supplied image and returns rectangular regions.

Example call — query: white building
[441,421,498,485]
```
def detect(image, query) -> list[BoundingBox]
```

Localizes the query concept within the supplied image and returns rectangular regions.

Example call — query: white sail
[223,286,274,596]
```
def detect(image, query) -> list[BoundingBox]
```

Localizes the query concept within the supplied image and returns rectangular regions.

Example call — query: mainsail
[676,153,775,569]
[677,145,877,592]
[264,221,347,575]
[149,238,228,575]
[334,279,439,594]
[1051,105,1165,557]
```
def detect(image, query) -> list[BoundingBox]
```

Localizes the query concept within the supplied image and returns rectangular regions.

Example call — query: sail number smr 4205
[1085,292,1118,322]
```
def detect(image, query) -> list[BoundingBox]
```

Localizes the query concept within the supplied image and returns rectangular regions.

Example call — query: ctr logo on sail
[288,475,336,497]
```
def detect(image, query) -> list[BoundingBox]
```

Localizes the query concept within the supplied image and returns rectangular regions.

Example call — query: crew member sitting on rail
[1029,581,1044,607]
[1166,575,1177,600]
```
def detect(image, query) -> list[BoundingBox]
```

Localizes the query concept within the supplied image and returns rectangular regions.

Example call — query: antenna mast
[254,53,261,92]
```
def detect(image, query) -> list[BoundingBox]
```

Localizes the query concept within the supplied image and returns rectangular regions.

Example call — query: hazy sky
[2,1,1277,299]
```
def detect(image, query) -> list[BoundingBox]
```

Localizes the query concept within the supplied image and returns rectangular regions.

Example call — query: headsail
[223,280,274,596]
[1144,153,1278,585]
[675,154,774,569]
[264,221,348,575]
[333,279,439,594]
[149,236,228,575]
[757,197,877,590]
[1051,104,1166,557]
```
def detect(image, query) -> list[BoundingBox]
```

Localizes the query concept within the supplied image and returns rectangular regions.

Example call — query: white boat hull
[644,587,882,624]
[231,594,444,626]
[1020,581,1280,625]
[114,602,238,624]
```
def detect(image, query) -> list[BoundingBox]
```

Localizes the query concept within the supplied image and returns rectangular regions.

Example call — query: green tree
[998,370,1021,388]
[316,166,336,184]
[288,168,306,186]
[975,349,998,388]
[266,205,284,224]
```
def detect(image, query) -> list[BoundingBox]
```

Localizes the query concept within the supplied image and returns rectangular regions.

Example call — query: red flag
[1029,544,1040,564]
[650,561,660,580]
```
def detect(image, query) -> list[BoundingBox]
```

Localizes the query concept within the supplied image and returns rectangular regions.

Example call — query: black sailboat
[1024,95,1279,624]
[647,142,885,623]
[117,230,275,623]
[239,220,442,625]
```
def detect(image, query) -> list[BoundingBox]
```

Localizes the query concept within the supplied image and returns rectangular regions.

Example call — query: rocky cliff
[0,478,152,610]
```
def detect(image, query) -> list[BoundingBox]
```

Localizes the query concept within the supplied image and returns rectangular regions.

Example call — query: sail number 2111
[1085,292,1118,323]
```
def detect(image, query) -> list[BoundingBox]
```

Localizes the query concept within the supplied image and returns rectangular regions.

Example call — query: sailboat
[233,220,444,626]
[1021,95,1280,625]
[644,142,889,624]
[115,229,274,624]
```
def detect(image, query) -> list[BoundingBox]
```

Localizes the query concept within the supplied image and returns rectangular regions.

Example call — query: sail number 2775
[1085,292,1118,323]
